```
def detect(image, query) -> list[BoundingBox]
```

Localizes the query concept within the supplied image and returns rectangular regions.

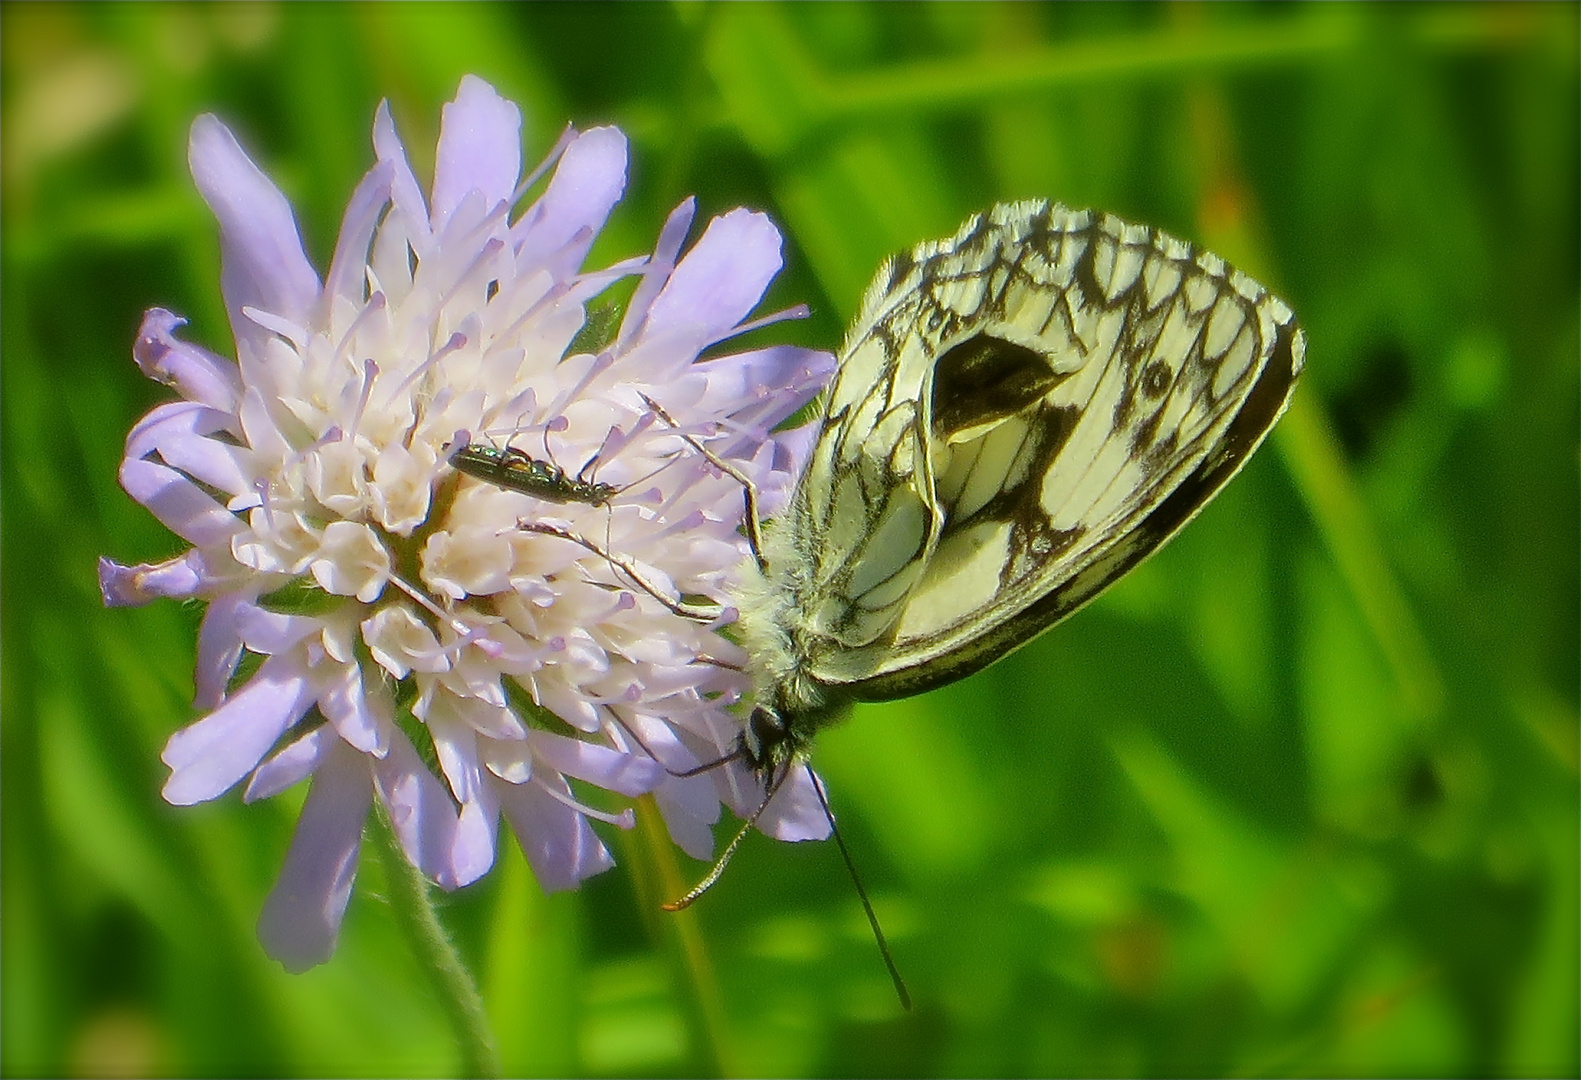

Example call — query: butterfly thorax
[732,522,858,776]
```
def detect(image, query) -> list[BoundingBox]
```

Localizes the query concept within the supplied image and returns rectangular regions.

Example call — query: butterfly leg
[639,392,767,572]
[516,518,721,623]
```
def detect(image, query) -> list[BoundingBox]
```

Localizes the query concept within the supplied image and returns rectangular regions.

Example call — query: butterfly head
[741,702,793,777]
[739,676,854,785]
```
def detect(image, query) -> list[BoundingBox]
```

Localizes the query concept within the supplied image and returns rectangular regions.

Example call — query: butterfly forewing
[789,201,1304,699]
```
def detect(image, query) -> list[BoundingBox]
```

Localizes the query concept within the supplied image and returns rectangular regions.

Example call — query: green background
[4,3,1577,1076]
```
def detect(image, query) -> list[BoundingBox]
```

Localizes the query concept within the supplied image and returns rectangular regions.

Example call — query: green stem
[626,797,736,1077]
[375,812,501,1079]
[1276,397,1446,722]
[1175,70,1446,727]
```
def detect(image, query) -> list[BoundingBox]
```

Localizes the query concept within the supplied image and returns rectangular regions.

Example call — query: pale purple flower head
[102,75,834,971]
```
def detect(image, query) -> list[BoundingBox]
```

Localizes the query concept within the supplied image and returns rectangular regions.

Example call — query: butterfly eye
[930,333,1063,438]
[745,704,788,766]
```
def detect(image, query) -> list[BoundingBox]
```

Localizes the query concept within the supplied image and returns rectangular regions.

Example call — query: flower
[101,75,834,972]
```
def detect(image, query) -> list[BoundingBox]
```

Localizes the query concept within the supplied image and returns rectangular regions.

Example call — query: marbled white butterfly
[729,199,1305,788]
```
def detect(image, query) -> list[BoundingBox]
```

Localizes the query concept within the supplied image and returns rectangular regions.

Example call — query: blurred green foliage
[3,3,1577,1076]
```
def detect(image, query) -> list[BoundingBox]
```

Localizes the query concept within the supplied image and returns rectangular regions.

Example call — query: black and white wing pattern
[768,200,1305,701]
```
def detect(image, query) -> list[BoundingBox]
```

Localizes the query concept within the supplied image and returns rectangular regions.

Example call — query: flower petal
[654,774,722,861]
[694,345,835,440]
[529,730,664,797]
[362,605,447,679]
[194,589,255,709]
[245,723,334,802]
[427,708,492,821]
[498,773,614,893]
[124,398,254,506]
[188,115,321,356]
[453,785,500,888]
[513,126,627,278]
[618,197,695,347]
[134,308,243,412]
[162,656,315,805]
[431,75,522,231]
[755,764,833,843]
[235,604,321,657]
[126,399,239,463]
[317,659,390,757]
[309,521,391,602]
[643,208,783,353]
[324,160,393,310]
[373,99,432,245]
[372,729,464,888]
[256,739,372,972]
[99,552,208,607]
[119,458,244,549]
[145,428,253,501]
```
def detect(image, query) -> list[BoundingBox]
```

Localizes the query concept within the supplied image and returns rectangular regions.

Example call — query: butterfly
[728,199,1305,787]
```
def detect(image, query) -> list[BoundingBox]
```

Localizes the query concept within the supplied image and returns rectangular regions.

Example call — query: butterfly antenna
[663,764,790,911]
[808,767,912,1011]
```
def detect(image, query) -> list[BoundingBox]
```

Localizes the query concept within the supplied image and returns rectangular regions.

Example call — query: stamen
[241,306,311,350]
[511,123,578,209]
[535,775,634,828]
[478,387,539,436]
[347,359,379,438]
[430,235,506,315]
[718,302,811,342]
[384,331,468,405]
[543,350,616,421]
[330,291,387,368]
[443,196,515,261]
[251,476,277,530]
[384,572,498,660]
[646,509,709,544]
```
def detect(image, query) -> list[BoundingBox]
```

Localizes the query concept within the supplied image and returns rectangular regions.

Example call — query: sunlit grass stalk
[374,809,501,1079]
[627,796,737,1077]
[716,4,1543,135]
[1180,68,1446,725]
[1275,397,1447,721]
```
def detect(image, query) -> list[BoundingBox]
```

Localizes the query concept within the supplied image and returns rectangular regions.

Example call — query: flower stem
[375,810,501,1078]
[628,797,736,1077]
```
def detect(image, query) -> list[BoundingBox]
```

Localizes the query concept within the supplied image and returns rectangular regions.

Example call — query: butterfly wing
[795,201,1305,699]
[769,273,946,657]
